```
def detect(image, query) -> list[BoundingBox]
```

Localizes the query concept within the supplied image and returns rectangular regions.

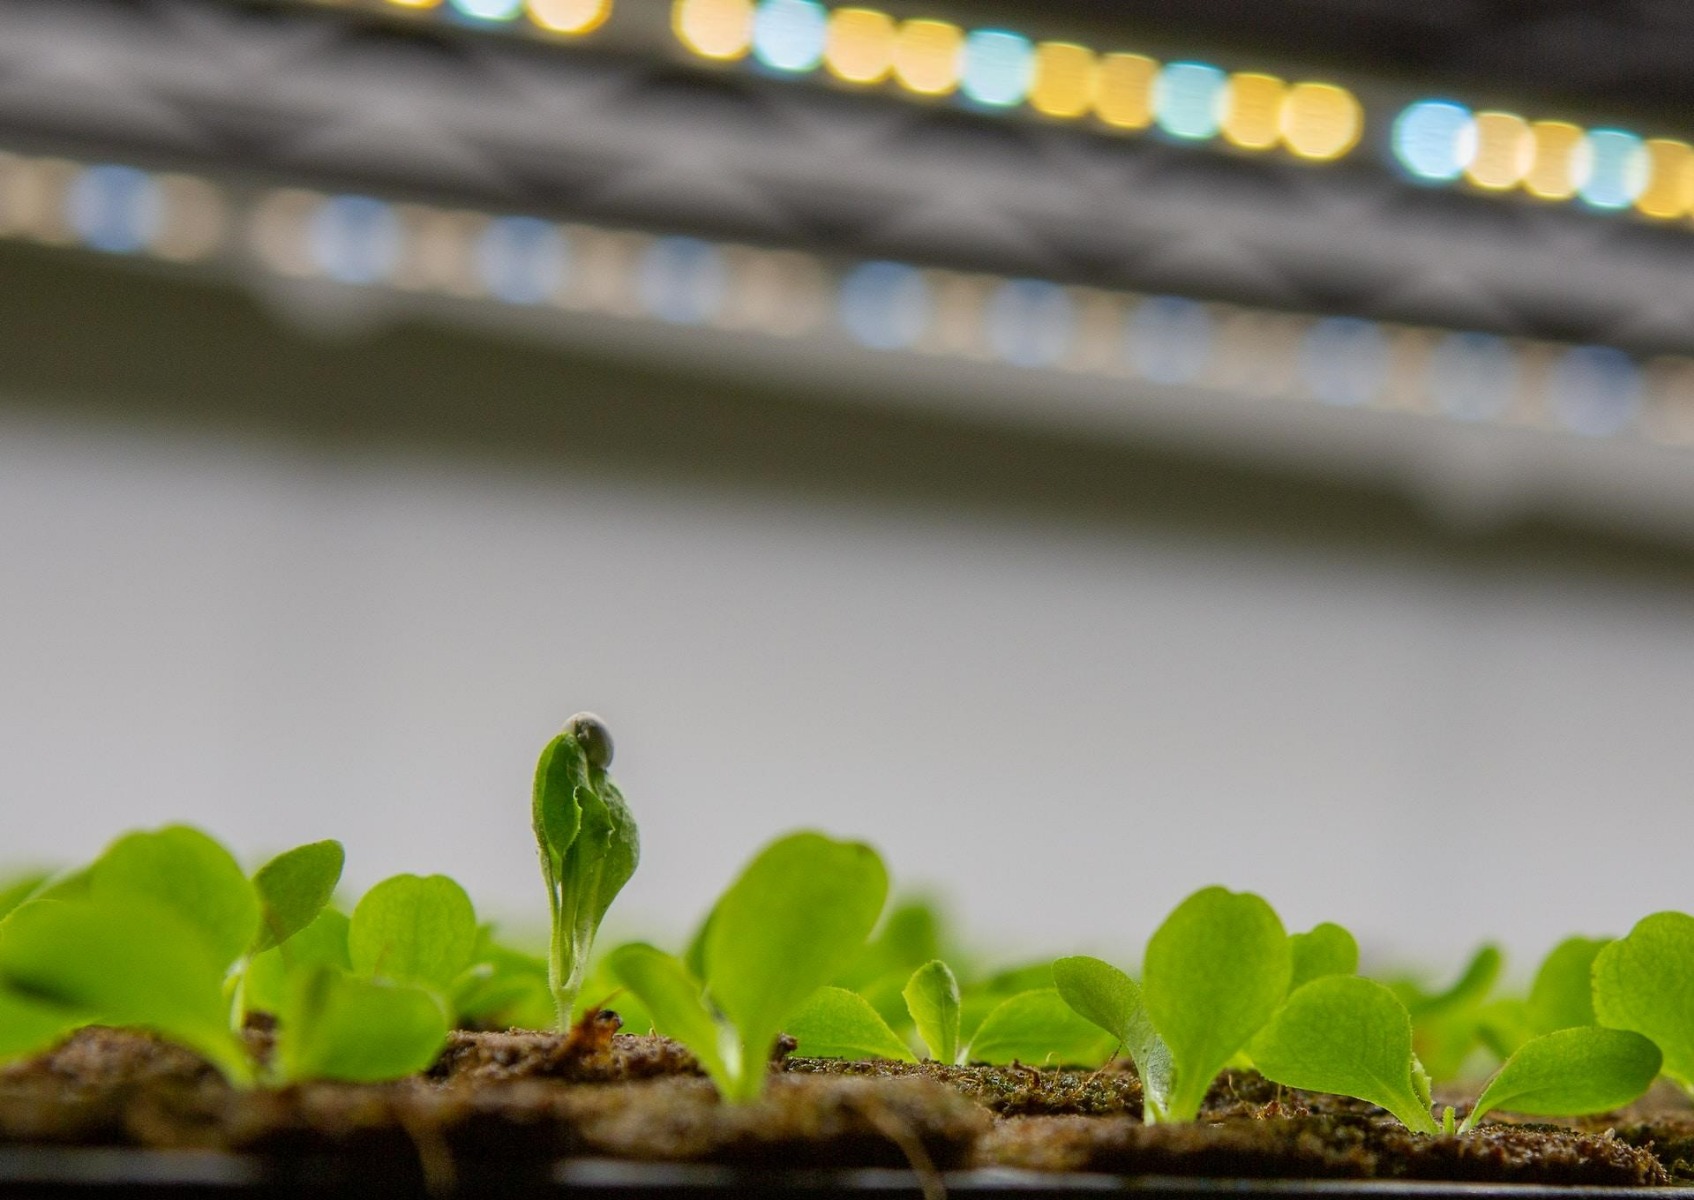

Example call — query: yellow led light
[1221,73,1285,150]
[1523,121,1588,200]
[824,7,896,85]
[1093,52,1157,130]
[528,0,610,33]
[1278,82,1361,160]
[672,0,752,61]
[891,19,963,96]
[1029,42,1095,119]
[1463,111,1533,189]
[384,0,440,9]
[1636,138,1694,219]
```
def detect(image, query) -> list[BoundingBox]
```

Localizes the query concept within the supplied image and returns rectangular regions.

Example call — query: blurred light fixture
[1278,83,1362,161]
[1151,62,1228,140]
[526,0,611,34]
[959,30,1035,108]
[1092,53,1157,130]
[823,6,894,83]
[1221,73,1284,151]
[1028,42,1094,119]
[673,0,753,60]
[448,0,523,21]
[1392,101,1477,182]
[891,18,963,96]
[751,0,828,72]
[15,145,1690,454]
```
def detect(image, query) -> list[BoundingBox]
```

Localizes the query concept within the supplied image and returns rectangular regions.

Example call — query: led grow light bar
[9,147,1694,453]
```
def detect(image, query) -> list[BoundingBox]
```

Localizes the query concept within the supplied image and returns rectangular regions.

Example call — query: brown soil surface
[0,1023,1678,1187]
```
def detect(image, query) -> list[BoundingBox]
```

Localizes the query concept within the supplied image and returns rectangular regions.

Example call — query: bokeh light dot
[448,0,523,22]
[839,260,931,350]
[1093,53,1157,129]
[1221,73,1284,151]
[637,236,728,324]
[1028,42,1095,118]
[985,279,1073,366]
[1152,62,1228,140]
[1392,101,1476,181]
[1524,121,1591,200]
[891,19,964,96]
[751,0,828,73]
[1579,129,1649,210]
[66,164,161,255]
[673,0,753,60]
[1465,111,1534,190]
[959,29,1035,108]
[824,7,895,84]
[1280,82,1362,161]
[1300,317,1389,406]
[526,0,610,34]
[1128,296,1214,383]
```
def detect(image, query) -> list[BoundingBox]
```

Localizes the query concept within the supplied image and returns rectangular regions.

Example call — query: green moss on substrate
[0,1027,1677,1186]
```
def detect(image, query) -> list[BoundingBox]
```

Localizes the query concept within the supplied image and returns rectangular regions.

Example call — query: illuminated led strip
[298,0,613,34]
[669,0,1363,161]
[7,147,1694,449]
[1392,100,1694,220]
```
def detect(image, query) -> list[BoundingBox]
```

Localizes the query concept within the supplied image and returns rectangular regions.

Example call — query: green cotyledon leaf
[1593,911,1694,1096]
[251,840,344,955]
[703,832,887,1102]
[1052,955,1173,1120]
[348,874,477,995]
[967,988,1116,1067]
[1527,936,1610,1034]
[787,986,915,1062]
[1143,886,1290,1123]
[1459,1026,1661,1132]
[1289,922,1359,990]
[275,966,448,1084]
[88,826,259,970]
[243,909,351,1017]
[903,960,961,1065]
[606,942,732,1094]
[0,897,251,1084]
[1250,975,1437,1134]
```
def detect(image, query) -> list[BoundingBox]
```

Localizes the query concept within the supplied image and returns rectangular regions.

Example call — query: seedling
[1143,886,1291,1123]
[903,960,961,1064]
[609,831,886,1101]
[1250,975,1439,1133]
[1593,910,1694,1098]
[1456,1026,1660,1132]
[532,713,640,1029]
[1053,955,1174,1120]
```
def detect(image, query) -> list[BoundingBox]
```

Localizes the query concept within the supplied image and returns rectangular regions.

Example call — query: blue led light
[448,0,524,21]
[1578,130,1648,210]
[751,0,828,72]
[1427,332,1516,421]
[637,236,727,324]
[1300,317,1388,406]
[985,279,1072,367]
[959,30,1035,108]
[838,261,930,350]
[1127,297,1213,384]
[477,216,567,305]
[1548,345,1641,436]
[308,195,401,285]
[1391,101,1476,182]
[66,164,160,255]
[1152,62,1228,140]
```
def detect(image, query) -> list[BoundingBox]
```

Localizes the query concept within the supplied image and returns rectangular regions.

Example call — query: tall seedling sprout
[532,713,640,1028]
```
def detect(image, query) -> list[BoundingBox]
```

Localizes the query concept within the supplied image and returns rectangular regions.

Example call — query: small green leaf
[606,942,731,1092]
[348,874,477,994]
[1527,936,1609,1034]
[788,986,915,1062]
[1290,923,1359,989]
[276,967,449,1083]
[243,909,351,1017]
[0,985,82,1065]
[1250,975,1437,1134]
[532,731,586,872]
[1410,945,1503,1016]
[88,826,260,969]
[1593,911,1694,1094]
[1052,955,1172,1118]
[704,832,887,1101]
[251,841,345,955]
[967,988,1117,1066]
[1459,1026,1661,1132]
[0,898,250,1083]
[455,933,556,1031]
[903,960,961,1064]
[1143,886,1291,1122]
